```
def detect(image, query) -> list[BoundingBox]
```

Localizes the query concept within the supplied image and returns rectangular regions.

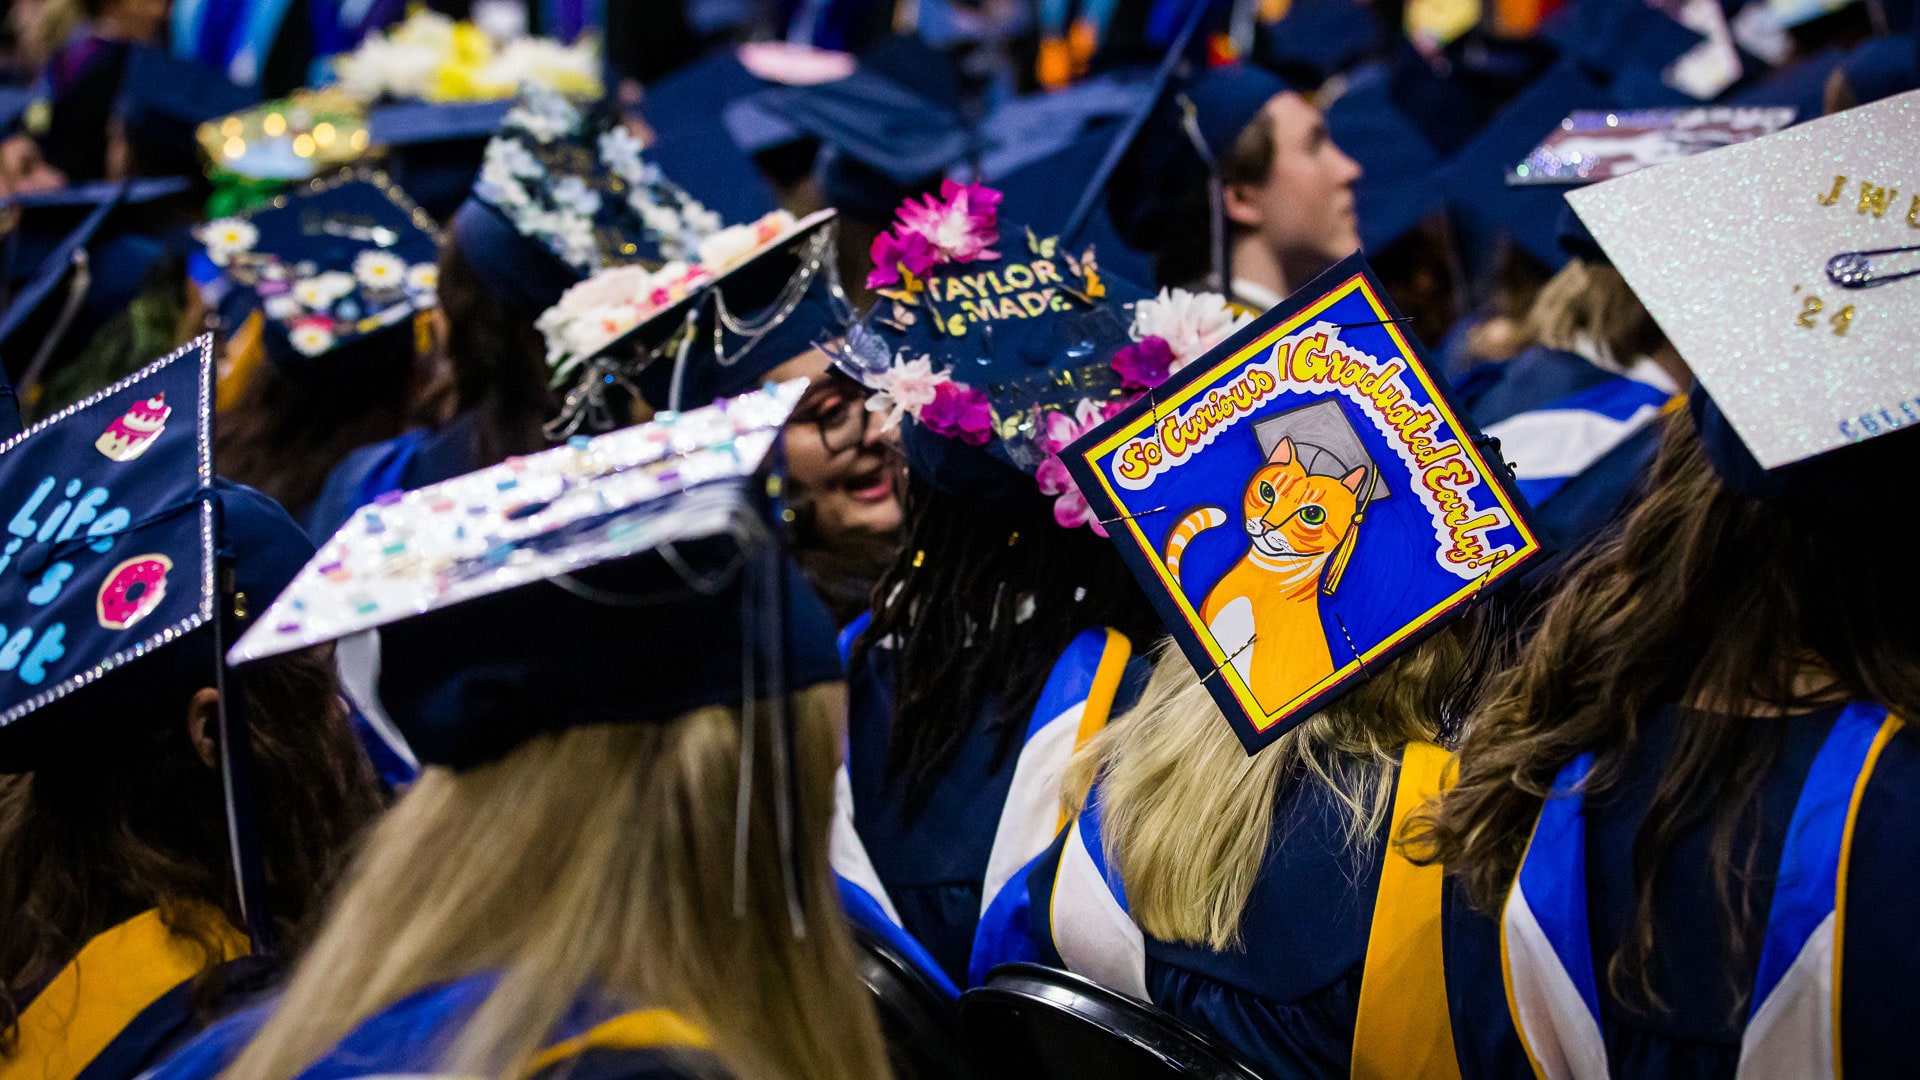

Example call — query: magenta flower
[919,381,993,445]
[867,228,939,289]
[894,180,1001,265]
[1036,455,1105,536]
[1111,335,1174,390]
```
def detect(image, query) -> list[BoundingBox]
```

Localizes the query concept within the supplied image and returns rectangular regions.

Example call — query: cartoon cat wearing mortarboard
[1163,437,1367,714]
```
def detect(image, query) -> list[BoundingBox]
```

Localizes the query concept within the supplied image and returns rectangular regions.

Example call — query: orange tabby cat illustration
[1163,437,1366,714]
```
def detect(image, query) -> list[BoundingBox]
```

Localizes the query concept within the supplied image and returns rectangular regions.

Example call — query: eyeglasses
[795,390,871,454]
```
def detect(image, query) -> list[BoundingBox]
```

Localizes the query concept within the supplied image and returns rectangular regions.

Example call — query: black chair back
[851,923,985,1080]
[959,963,1270,1080]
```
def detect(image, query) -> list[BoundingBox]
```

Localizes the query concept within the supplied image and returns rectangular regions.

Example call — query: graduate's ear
[184,687,220,769]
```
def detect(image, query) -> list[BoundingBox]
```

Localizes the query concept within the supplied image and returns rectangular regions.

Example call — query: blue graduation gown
[304,410,486,542]
[1445,704,1920,1079]
[145,972,726,1080]
[844,638,1149,988]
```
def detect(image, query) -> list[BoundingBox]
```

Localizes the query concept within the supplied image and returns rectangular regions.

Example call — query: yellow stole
[2,909,248,1080]
[1350,741,1461,1080]
[526,1009,711,1075]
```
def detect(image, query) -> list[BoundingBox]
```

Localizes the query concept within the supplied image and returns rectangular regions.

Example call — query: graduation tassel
[731,550,758,920]
[761,543,806,939]
[210,496,276,958]
[1322,468,1376,596]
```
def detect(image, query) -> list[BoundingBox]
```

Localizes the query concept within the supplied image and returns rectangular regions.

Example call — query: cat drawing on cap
[1163,437,1366,714]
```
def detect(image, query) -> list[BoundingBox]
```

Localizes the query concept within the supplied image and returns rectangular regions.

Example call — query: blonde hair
[1524,259,1665,369]
[1069,635,1463,951]
[221,687,890,1080]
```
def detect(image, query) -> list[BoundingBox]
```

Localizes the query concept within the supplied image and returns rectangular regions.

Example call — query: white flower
[505,86,581,143]
[550,211,599,270]
[695,223,761,275]
[476,160,532,209]
[405,263,439,295]
[552,263,653,313]
[485,137,543,179]
[293,271,357,310]
[481,36,602,98]
[288,321,336,356]
[200,218,258,265]
[597,127,647,181]
[537,261,712,378]
[1130,287,1251,371]
[865,356,949,431]
[550,174,602,215]
[353,250,408,290]
[263,295,302,321]
[681,201,722,239]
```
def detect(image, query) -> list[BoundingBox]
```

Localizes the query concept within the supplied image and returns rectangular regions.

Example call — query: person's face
[774,348,904,540]
[1226,92,1364,283]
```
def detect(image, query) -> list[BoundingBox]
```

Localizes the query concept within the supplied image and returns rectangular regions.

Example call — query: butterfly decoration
[1060,244,1106,302]
[1027,227,1058,259]
[875,263,927,306]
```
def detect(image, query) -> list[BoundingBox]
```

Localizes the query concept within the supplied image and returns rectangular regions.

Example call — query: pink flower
[894,180,1001,265]
[1040,397,1110,455]
[1111,335,1173,390]
[1036,455,1105,536]
[919,381,993,446]
[866,228,938,289]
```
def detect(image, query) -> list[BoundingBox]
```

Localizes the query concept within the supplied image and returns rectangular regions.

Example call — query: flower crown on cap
[843,183,1248,534]
[474,84,721,276]
[197,170,442,359]
[331,7,602,105]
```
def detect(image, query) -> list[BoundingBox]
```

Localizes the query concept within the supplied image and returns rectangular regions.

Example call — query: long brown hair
[219,687,891,1080]
[1419,407,1920,1013]
[436,242,555,467]
[0,645,382,1048]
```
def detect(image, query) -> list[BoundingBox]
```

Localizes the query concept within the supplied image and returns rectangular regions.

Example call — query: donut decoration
[96,554,173,630]
[95,392,172,462]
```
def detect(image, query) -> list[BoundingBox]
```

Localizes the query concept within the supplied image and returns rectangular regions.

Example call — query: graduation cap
[638,47,794,223]
[1254,0,1383,87]
[1831,31,1920,107]
[229,379,840,771]
[1567,89,1920,481]
[115,46,260,179]
[0,87,32,138]
[1058,252,1543,752]
[539,209,842,432]
[367,99,513,221]
[1539,0,1706,102]
[1507,106,1796,185]
[1,180,194,410]
[1322,64,1446,253]
[0,336,315,949]
[446,83,720,317]
[199,90,372,184]
[1436,60,1614,272]
[835,179,1159,511]
[1728,44,1847,115]
[197,170,440,378]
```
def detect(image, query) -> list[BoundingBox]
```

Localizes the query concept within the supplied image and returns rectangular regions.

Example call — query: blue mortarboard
[1730,45,1847,115]
[1,180,193,404]
[1384,32,1562,158]
[974,70,1159,184]
[638,49,787,223]
[368,99,512,221]
[197,171,440,375]
[1437,60,1613,271]
[0,337,315,767]
[1323,64,1444,252]
[1834,32,1920,105]
[1541,0,1705,100]
[837,187,1154,505]
[230,381,840,770]
[448,84,721,317]
[115,46,259,179]
[1255,0,1382,86]
[0,88,31,137]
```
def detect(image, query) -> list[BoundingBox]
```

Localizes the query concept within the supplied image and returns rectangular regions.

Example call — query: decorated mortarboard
[1566,89,1920,474]
[0,337,207,733]
[114,46,259,178]
[1508,106,1796,185]
[448,83,722,316]
[832,179,1253,522]
[537,209,840,432]
[327,6,602,105]
[1060,252,1543,752]
[227,380,842,770]
[194,170,440,372]
[198,89,372,184]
